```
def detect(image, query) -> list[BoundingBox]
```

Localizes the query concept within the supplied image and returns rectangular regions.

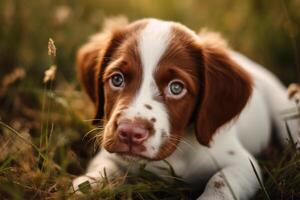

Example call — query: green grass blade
[284,120,297,151]
[249,159,271,200]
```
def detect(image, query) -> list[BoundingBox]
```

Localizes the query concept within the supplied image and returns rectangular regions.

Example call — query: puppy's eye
[109,72,125,89]
[167,80,187,98]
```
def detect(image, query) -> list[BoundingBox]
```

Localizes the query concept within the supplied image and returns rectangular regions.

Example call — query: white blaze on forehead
[134,19,172,103]
[139,19,172,73]
[137,19,172,99]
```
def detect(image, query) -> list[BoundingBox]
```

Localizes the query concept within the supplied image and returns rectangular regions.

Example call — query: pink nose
[117,121,149,145]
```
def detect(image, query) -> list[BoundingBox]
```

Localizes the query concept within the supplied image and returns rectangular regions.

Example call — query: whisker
[83,127,104,139]
[83,118,104,122]
[164,139,184,153]
[164,135,196,151]
[94,132,104,144]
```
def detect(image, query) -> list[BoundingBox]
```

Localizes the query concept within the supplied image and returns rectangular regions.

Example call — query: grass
[255,144,300,199]
[73,164,193,200]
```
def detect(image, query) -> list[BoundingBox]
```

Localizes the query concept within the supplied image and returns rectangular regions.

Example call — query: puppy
[73,18,298,199]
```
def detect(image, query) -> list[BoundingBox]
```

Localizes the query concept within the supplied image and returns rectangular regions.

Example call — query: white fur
[230,51,299,145]
[73,20,299,199]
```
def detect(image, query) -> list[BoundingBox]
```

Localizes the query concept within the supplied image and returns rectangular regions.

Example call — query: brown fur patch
[76,20,147,125]
[193,30,253,146]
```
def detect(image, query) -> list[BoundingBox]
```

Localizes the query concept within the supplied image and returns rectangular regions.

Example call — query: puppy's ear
[194,31,253,146]
[76,30,126,125]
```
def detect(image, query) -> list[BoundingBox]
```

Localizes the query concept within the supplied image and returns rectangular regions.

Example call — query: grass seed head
[48,38,56,57]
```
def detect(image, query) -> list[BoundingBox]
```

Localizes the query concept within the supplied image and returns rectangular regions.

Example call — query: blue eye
[109,72,125,89]
[166,80,187,99]
[170,81,184,95]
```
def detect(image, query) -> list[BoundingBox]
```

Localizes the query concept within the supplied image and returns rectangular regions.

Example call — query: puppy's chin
[101,142,153,161]
[112,149,158,162]
[106,147,170,162]
[115,153,147,163]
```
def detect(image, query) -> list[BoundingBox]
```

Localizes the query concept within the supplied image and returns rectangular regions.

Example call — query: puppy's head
[77,19,252,160]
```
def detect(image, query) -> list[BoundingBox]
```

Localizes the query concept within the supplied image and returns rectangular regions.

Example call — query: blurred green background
[0,0,299,87]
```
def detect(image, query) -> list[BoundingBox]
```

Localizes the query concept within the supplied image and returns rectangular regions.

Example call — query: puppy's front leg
[72,150,121,192]
[198,143,261,199]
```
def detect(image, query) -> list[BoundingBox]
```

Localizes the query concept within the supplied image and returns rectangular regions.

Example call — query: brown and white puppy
[73,18,297,200]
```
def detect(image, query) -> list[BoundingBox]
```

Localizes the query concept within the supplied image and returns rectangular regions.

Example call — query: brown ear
[194,31,253,146]
[76,30,126,124]
[76,34,104,104]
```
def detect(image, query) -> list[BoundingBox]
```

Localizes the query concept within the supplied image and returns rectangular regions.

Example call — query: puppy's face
[77,19,252,161]
[101,20,200,160]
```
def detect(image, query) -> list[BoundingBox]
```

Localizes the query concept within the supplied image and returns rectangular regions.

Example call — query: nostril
[119,131,129,142]
[134,133,143,139]
[132,131,149,144]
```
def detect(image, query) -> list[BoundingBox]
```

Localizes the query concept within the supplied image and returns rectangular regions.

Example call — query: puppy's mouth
[104,142,153,161]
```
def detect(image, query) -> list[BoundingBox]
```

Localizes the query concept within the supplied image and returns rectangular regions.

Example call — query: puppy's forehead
[138,19,172,72]
[135,19,198,73]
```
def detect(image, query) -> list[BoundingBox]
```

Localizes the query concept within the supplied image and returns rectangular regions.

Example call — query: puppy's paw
[72,172,100,193]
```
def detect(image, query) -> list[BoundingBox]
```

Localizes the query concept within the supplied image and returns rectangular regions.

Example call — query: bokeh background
[1,0,299,86]
[0,0,300,199]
